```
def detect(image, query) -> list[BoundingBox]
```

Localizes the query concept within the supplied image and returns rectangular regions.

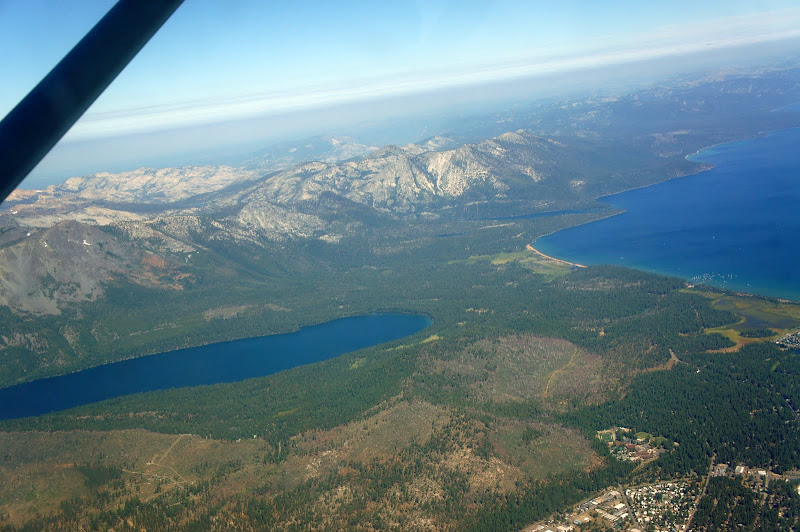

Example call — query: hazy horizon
[3,1,800,187]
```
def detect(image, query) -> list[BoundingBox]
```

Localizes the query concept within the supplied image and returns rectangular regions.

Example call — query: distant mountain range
[2,68,800,315]
[241,134,380,170]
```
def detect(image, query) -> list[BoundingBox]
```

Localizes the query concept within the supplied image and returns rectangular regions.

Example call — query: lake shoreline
[2,309,433,390]
[535,129,790,246]
[533,127,800,303]
[531,145,724,254]
[525,244,586,268]
[0,312,432,421]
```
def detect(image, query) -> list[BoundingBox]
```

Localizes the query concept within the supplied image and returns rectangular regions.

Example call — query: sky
[2,0,800,184]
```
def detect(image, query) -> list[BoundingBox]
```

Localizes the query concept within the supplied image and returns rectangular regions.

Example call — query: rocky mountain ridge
[5,129,585,231]
[197,130,582,219]
[3,66,800,318]
[0,220,190,314]
[1,129,589,314]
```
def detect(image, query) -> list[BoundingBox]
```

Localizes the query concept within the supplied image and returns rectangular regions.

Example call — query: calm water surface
[0,313,430,420]
[537,127,800,301]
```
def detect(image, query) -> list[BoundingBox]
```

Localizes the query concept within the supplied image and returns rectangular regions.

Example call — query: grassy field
[464,249,574,281]
[685,289,800,350]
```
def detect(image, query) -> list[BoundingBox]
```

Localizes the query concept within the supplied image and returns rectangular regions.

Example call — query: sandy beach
[526,244,586,268]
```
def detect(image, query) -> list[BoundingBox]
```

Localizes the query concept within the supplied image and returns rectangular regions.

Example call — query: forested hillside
[2,68,800,530]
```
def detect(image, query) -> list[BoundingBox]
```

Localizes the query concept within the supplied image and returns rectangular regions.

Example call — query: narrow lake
[0,313,430,420]
[536,127,800,301]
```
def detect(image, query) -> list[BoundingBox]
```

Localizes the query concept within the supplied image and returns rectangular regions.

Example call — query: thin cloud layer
[67,9,800,140]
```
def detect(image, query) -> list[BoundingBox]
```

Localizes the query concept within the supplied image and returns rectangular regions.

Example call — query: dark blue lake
[0,313,430,420]
[536,127,800,301]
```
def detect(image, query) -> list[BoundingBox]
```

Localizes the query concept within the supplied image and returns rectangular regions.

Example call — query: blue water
[537,127,800,301]
[0,313,430,420]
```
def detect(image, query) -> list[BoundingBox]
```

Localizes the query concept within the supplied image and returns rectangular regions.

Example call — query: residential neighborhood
[523,489,633,532]
[776,329,800,350]
[522,425,800,532]
[625,481,694,531]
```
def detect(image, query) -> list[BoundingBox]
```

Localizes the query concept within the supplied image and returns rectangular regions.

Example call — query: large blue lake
[0,313,430,420]
[537,127,800,301]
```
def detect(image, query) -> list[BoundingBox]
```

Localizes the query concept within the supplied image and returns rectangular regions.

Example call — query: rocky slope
[0,221,189,314]
[25,166,257,205]
[5,129,588,244]
[0,122,711,314]
[208,130,584,220]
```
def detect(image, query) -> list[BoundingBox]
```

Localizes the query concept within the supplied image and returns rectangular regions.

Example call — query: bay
[0,313,430,420]
[536,127,800,301]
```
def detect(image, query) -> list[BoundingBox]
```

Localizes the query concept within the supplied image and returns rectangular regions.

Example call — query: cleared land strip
[154,433,189,465]
[543,347,580,399]
[122,468,185,484]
